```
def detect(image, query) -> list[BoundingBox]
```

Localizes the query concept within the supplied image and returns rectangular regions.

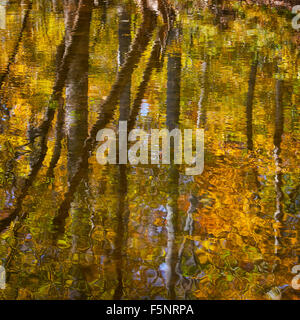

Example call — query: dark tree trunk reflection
[165,27,181,300]
[112,5,132,299]
[63,0,93,300]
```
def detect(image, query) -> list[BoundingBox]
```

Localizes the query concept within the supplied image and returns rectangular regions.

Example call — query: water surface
[0,0,299,300]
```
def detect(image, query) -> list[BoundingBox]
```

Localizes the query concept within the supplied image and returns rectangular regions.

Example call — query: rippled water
[0,0,299,300]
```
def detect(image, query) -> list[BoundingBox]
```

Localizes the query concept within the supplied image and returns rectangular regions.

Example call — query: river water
[0,0,299,300]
